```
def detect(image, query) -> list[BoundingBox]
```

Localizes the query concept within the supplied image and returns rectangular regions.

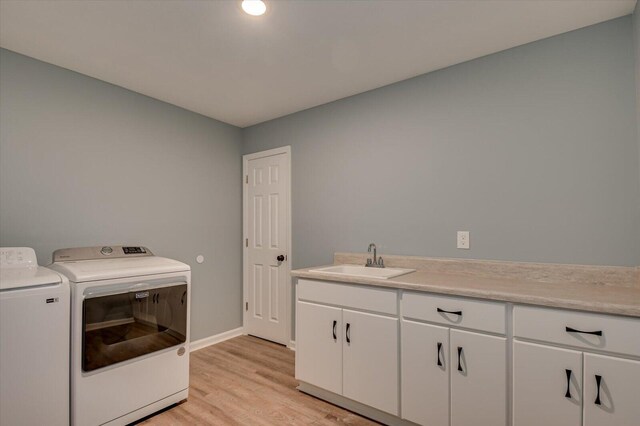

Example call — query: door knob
[277,255,285,262]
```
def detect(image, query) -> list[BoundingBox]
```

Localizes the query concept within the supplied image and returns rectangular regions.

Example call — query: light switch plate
[457,231,470,249]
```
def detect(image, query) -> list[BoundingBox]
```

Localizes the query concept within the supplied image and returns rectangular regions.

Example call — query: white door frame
[242,146,292,346]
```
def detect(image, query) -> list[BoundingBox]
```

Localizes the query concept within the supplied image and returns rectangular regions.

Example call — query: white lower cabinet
[401,320,450,426]
[513,304,640,426]
[583,353,640,426]
[297,281,640,426]
[296,282,399,416]
[401,322,507,426]
[513,342,640,426]
[513,341,583,426]
[343,309,399,415]
[450,329,507,426]
[295,301,343,395]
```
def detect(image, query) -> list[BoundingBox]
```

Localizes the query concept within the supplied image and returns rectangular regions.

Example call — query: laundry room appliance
[49,246,191,426]
[0,247,70,426]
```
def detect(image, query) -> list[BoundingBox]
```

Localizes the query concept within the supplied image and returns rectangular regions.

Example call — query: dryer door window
[82,283,187,372]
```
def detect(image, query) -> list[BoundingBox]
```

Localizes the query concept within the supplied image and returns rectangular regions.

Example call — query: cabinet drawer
[402,291,506,334]
[297,279,397,315]
[514,305,640,357]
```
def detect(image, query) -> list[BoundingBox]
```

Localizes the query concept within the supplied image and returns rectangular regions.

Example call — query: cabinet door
[343,309,399,415]
[513,341,582,426]
[584,353,640,426]
[401,320,449,426]
[450,329,507,426]
[295,301,343,395]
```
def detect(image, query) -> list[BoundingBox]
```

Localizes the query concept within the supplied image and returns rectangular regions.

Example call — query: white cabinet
[583,353,640,426]
[343,309,398,415]
[513,341,583,426]
[401,294,507,426]
[513,304,640,426]
[404,291,506,334]
[296,279,640,426]
[296,281,399,416]
[295,301,343,395]
[450,329,507,426]
[401,320,449,426]
[513,344,640,426]
[514,305,640,358]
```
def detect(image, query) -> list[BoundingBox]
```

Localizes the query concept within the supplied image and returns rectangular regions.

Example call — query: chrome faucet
[366,243,385,268]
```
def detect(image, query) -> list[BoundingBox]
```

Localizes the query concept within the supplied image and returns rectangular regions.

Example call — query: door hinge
[245,175,248,184]
[245,238,248,247]
[245,301,248,311]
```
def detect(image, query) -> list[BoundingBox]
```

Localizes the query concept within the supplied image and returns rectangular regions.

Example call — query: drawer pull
[437,342,443,367]
[594,375,602,405]
[346,323,351,344]
[565,369,572,398]
[332,320,337,340]
[437,308,462,316]
[565,326,602,336]
[457,347,464,372]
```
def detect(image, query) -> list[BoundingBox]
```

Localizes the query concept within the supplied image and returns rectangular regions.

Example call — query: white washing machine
[0,247,70,426]
[49,246,191,426]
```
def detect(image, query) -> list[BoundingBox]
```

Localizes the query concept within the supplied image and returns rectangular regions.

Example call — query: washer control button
[100,246,113,256]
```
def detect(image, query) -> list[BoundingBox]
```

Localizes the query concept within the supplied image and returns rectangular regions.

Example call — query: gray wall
[635,2,640,190]
[2,14,639,346]
[244,16,640,268]
[0,48,243,341]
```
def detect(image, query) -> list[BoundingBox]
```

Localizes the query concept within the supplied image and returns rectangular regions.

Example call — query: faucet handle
[366,258,372,266]
[378,257,384,267]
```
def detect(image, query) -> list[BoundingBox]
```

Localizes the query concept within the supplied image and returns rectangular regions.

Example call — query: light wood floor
[137,335,378,425]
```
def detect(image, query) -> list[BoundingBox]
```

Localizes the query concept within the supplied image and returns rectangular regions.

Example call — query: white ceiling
[0,0,636,128]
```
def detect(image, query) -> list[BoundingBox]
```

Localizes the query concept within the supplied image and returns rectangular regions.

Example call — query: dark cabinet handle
[332,320,337,340]
[277,254,285,262]
[565,326,602,336]
[457,347,463,372]
[437,342,443,367]
[346,323,351,343]
[565,369,572,398]
[438,308,462,316]
[594,375,602,405]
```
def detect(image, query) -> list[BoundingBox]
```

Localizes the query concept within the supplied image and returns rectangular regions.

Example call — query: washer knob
[101,246,113,255]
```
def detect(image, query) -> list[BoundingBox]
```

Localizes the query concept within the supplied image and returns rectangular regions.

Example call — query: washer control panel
[53,245,153,262]
[0,247,38,268]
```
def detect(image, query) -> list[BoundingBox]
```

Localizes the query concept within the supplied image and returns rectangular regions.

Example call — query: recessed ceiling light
[242,0,267,16]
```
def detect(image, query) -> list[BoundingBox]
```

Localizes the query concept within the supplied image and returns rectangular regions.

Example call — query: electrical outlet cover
[457,231,470,249]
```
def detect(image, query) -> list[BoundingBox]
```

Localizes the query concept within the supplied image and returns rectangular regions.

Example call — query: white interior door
[244,147,290,345]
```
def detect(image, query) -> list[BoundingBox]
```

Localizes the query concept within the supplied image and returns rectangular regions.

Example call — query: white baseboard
[190,326,244,352]
[288,339,296,351]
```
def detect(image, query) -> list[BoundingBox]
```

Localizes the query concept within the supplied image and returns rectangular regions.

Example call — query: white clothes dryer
[49,246,191,426]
